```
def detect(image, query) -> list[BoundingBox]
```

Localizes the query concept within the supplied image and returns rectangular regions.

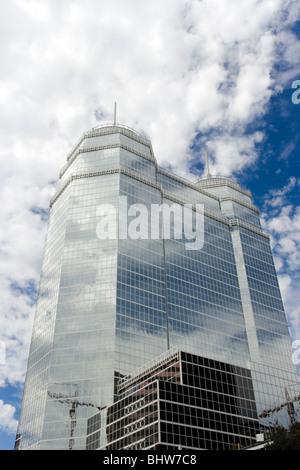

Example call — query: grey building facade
[15,123,300,450]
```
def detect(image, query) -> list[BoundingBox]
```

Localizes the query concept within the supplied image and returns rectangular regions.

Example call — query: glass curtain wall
[16,124,300,450]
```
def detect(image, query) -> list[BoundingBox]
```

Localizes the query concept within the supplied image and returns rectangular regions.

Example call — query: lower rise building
[86,348,260,450]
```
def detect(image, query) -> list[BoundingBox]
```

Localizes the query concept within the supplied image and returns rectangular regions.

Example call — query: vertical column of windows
[166,213,250,366]
[239,228,294,370]
[115,175,168,376]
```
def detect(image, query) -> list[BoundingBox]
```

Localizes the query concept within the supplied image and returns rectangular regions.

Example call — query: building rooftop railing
[194,175,252,198]
[117,347,180,393]
[87,122,151,144]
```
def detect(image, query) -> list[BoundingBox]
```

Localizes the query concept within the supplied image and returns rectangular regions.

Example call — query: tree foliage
[265,422,300,450]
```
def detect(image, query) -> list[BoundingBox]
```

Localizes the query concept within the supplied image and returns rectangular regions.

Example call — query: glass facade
[15,124,300,450]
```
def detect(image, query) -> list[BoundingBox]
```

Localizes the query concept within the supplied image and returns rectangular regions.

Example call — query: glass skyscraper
[15,123,300,450]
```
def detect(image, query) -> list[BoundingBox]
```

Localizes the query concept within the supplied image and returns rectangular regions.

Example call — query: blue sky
[0,0,300,450]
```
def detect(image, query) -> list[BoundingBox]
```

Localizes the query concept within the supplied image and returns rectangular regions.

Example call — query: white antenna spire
[205,149,212,178]
[114,102,117,125]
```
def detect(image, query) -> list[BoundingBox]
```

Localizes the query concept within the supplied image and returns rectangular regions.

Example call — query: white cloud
[205,132,264,176]
[0,400,18,435]
[1,0,299,175]
[0,0,300,424]
[261,181,300,344]
[278,273,300,345]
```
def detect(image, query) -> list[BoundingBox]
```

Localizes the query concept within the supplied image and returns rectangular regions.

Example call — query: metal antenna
[114,102,117,125]
[205,149,212,178]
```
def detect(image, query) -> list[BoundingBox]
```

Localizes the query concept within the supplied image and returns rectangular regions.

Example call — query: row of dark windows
[159,399,258,433]
[160,422,254,450]
[159,382,257,418]
[181,352,252,380]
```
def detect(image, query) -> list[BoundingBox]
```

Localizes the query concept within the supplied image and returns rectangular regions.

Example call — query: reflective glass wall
[16,124,300,450]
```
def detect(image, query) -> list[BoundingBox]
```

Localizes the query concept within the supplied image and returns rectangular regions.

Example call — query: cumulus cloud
[2,1,300,174]
[1,0,300,417]
[261,180,300,343]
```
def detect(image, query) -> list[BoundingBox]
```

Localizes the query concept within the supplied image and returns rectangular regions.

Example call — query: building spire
[205,149,212,178]
[114,102,117,125]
